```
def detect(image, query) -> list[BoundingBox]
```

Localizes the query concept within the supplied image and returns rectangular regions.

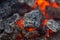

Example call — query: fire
[16,18,36,31]
[33,0,59,25]
[52,2,59,8]
[33,0,60,38]
[16,0,60,39]
[27,28,36,32]
[16,0,59,33]
[34,0,50,18]
[16,18,24,29]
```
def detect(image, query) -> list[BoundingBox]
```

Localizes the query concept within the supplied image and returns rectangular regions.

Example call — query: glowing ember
[33,0,60,25]
[33,0,60,38]
[16,0,60,40]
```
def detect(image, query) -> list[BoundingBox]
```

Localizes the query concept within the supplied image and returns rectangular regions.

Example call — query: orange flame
[16,18,36,31]
[16,0,60,39]
[33,0,59,37]
[33,0,59,25]
[16,18,24,29]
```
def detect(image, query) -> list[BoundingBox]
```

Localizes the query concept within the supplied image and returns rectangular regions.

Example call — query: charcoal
[0,2,12,19]
[4,13,20,26]
[37,26,47,36]
[46,6,60,18]
[56,0,60,5]
[0,22,4,31]
[18,0,35,7]
[0,24,21,40]
[3,13,20,33]
[0,0,18,19]
[0,2,21,39]
[46,19,60,32]
[0,33,10,40]
[23,10,41,28]
[11,2,33,16]
[24,31,39,38]
[4,24,13,33]
[0,0,23,40]
[49,31,60,40]
[11,28,20,40]
[0,0,7,3]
